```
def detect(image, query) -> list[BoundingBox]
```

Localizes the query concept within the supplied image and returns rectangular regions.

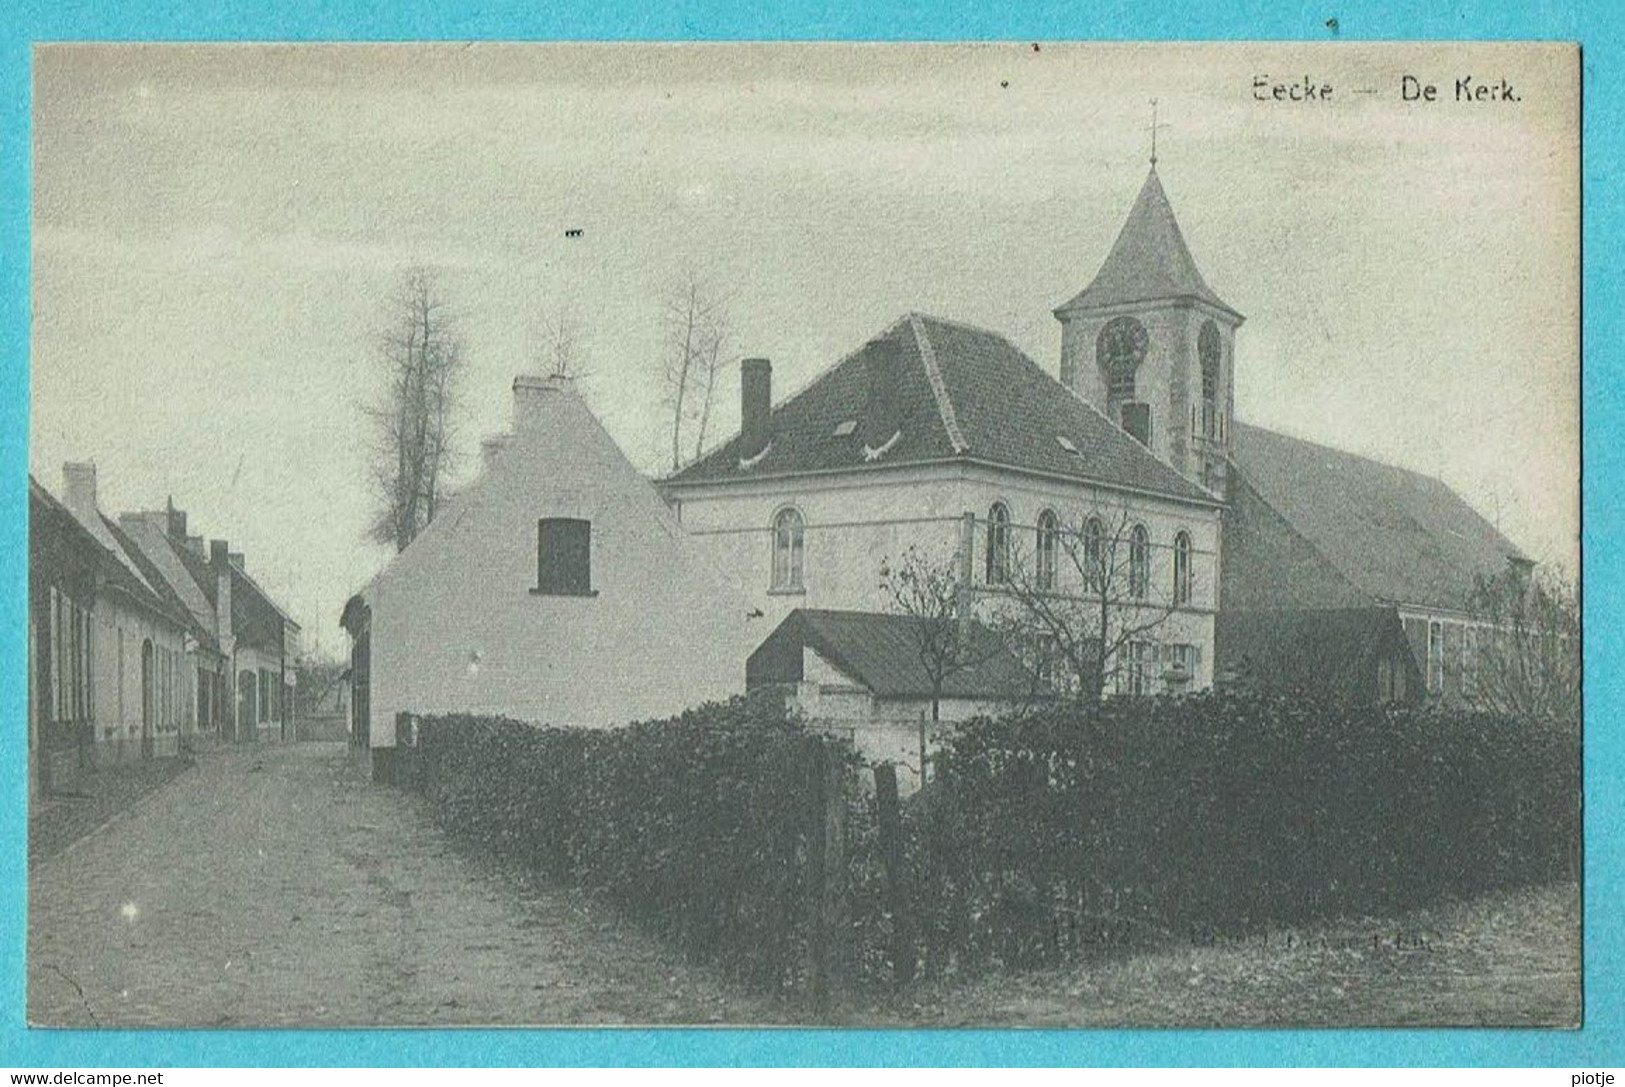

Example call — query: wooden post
[804,736,849,1009]
[874,762,915,985]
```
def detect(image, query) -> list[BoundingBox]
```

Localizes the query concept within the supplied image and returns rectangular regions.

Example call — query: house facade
[36,466,197,778]
[665,313,1226,699]
[343,373,759,781]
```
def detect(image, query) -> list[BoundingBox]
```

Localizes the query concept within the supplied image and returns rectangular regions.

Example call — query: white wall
[365,378,757,748]
[91,596,190,762]
[672,460,1222,688]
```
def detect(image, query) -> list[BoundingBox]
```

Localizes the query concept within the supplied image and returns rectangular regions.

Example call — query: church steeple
[1054,166,1244,496]
[1055,167,1238,319]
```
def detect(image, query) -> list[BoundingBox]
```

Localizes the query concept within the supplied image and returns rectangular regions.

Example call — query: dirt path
[27,741,786,1027]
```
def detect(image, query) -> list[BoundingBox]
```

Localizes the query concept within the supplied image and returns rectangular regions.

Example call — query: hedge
[401,692,1578,995]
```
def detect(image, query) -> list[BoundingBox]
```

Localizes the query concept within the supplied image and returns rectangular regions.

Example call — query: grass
[840,881,1581,1028]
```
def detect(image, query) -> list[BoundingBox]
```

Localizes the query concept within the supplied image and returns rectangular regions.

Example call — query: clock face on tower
[1097,316,1149,401]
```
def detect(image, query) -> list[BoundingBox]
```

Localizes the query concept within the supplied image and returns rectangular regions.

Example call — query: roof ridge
[1234,419,1458,490]
[907,313,969,454]
[667,313,917,481]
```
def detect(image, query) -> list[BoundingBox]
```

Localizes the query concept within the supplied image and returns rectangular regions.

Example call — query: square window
[535,518,594,596]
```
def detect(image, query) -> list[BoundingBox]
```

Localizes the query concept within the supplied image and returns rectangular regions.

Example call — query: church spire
[1148,98,1168,168]
[1053,167,1239,319]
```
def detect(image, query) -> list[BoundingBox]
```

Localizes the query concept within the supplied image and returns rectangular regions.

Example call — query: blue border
[3,0,1616,1068]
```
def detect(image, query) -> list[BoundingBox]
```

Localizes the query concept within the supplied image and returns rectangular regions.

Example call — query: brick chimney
[1120,401,1152,447]
[166,497,187,541]
[185,534,205,558]
[480,433,514,472]
[63,462,98,515]
[228,551,245,572]
[739,358,772,462]
[210,540,233,648]
[513,373,568,436]
[861,336,902,453]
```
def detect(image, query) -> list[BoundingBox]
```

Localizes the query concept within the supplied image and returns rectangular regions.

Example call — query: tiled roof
[116,517,223,651]
[29,478,185,626]
[747,608,1035,701]
[1229,422,1530,612]
[105,516,217,647]
[667,312,1213,503]
[1215,606,1421,704]
[1055,168,1239,318]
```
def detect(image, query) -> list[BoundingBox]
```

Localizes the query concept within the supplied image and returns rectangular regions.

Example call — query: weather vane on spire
[1148,98,1170,167]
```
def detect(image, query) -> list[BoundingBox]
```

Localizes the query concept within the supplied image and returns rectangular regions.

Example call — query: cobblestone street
[27,742,784,1027]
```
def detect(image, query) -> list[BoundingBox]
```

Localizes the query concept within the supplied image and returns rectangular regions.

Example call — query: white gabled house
[342,373,760,781]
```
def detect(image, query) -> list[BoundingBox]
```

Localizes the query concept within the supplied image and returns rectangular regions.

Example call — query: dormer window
[533,518,595,596]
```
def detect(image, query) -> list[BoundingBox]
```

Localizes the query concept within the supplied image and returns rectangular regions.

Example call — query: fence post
[804,736,849,1009]
[874,762,915,986]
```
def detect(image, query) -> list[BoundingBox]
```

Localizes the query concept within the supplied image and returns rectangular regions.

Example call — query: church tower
[1054,165,1243,496]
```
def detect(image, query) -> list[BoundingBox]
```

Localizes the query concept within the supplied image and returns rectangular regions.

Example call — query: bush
[403,691,1578,995]
[410,693,861,993]
[898,693,1579,976]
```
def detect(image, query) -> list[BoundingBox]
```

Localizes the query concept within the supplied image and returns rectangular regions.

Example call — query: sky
[30,42,1579,657]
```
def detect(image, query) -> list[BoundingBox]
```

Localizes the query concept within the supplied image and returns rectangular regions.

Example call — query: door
[237,669,257,742]
[140,640,154,760]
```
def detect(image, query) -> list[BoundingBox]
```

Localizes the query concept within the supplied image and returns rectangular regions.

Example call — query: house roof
[29,478,188,627]
[1229,422,1529,612]
[1215,605,1421,703]
[106,516,218,649]
[116,513,221,649]
[747,608,1034,701]
[667,312,1213,504]
[1055,167,1240,319]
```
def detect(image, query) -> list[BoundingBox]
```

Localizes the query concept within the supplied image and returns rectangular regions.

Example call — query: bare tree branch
[364,267,466,553]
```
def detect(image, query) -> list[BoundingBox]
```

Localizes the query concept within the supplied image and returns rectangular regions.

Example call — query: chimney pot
[211,539,230,567]
[186,534,205,558]
[739,358,772,461]
[167,503,187,541]
[228,551,245,572]
[861,337,903,452]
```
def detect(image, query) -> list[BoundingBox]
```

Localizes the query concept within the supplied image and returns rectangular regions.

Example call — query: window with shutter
[534,518,596,596]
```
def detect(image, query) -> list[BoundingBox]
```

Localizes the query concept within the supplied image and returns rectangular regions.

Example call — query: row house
[28,464,302,798]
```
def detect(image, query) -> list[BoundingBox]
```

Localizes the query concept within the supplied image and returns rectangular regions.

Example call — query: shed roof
[748,608,1034,701]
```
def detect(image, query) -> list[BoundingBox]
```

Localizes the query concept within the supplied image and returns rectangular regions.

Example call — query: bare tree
[364,268,465,553]
[534,305,589,380]
[1467,563,1580,724]
[660,269,731,470]
[988,502,1194,702]
[879,544,1001,726]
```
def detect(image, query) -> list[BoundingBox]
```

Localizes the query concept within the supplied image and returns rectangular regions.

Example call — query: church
[667,163,1525,712]
[342,161,1528,779]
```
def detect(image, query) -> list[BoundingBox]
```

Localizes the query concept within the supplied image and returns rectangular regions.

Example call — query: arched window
[771,507,805,591]
[1199,321,1222,438]
[985,502,1011,585]
[1097,316,1149,408]
[1173,530,1193,605]
[1082,516,1105,593]
[1036,510,1059,592]
[1129,524,1150,600]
